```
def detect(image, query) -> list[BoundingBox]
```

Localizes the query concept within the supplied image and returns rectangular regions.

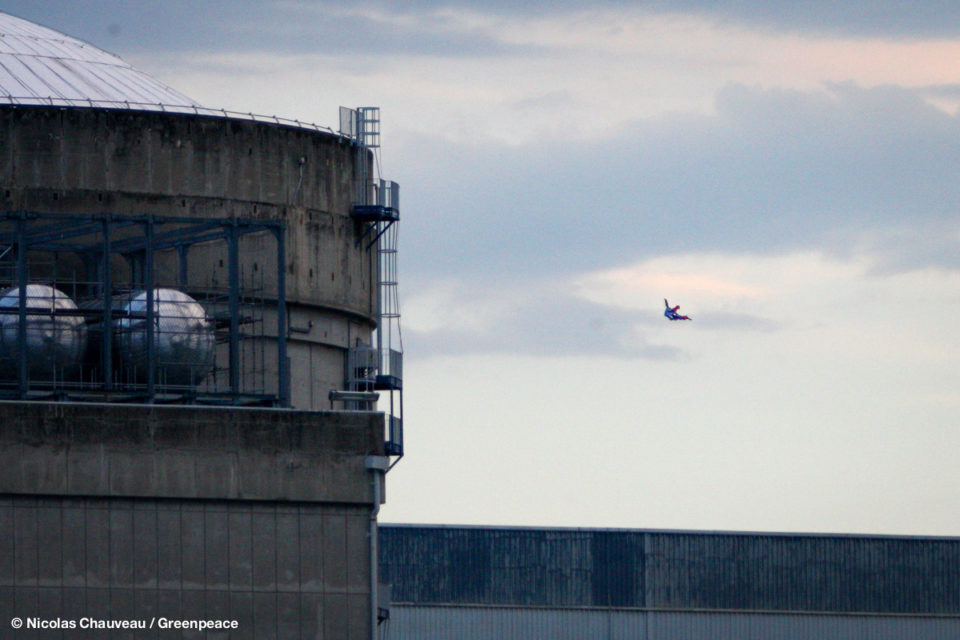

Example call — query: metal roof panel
[0,11,200,109]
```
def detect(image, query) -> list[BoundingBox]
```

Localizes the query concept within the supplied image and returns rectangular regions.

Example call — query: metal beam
[16,215,27,397]
[107,221,223,253]
[102,219,113,390]
[144,217,155,399]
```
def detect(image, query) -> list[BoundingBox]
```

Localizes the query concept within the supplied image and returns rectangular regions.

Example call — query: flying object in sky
[664,299,692,321]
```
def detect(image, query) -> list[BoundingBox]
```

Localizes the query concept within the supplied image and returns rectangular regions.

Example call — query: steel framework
[0,211,288,406]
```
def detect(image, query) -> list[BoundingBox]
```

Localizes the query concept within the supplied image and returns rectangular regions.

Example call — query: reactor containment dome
[0,11,199,110]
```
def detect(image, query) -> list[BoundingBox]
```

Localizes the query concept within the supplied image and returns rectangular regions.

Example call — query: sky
[7,1,960,536]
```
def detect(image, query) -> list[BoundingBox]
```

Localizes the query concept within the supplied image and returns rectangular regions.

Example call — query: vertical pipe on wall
[371,470,381,640]
[16,214,27,397]
[366,456,389,640]
[102,219,113,390]
[144,217,155,398]
[275,224,289,406]
[177,244,189,289]
[375,221,383,374]
[228,219,240,399]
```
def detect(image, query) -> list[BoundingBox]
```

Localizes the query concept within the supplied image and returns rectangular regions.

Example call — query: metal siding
[591,530,645,607]
[648,611,960,640]
[387,606,960,640]
[643,530,960,613]
[386,606,646,640]
[380,526,605,607]
[380,526,960,613]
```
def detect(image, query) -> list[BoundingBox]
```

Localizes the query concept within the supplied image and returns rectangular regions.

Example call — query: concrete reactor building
[0,10,402,639]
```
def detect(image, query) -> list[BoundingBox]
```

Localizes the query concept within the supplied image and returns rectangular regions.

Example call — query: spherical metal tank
[114,288,215,386]
[0,284,88,380]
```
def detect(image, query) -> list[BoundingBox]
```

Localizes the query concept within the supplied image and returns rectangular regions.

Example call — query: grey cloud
[404,284,684,360]
[840,220,960,275]
[511,90,577,111]
[10,1,960,66]
[403,279,779,360]
[2,1,543,57]
[702,312,782,332]
[9,0,960,62]
[294,1,960,39]
[920,84,960,98]
[653,0,960,39]
[397,83,960,283]
[388,0,960,39]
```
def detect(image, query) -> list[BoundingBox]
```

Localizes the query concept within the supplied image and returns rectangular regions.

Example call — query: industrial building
[378,524,960,639]
[0,10,953,640]
[0,10,401,639]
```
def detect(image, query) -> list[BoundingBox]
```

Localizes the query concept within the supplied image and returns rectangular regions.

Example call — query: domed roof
[0,11,200,110]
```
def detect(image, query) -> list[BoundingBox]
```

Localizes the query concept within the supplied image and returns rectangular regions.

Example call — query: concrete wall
[0,106,378,410]
[2,497,373,639]
[0,401,385,639]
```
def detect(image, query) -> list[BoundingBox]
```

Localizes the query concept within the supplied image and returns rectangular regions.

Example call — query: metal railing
[383,348,403,382]
[347,346,403,388]
[386,415,403,456]
[0,96,341,137]
[347,346,380,391]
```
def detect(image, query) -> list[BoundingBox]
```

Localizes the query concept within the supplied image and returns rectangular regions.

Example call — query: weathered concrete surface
[0,105,379,410]
[0,401,384,638]
[0,106,374,313]
[0,401,384,503]
[0,497,374,639]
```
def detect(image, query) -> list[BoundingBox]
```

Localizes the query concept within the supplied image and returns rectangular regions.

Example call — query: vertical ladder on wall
[341,106,403,458]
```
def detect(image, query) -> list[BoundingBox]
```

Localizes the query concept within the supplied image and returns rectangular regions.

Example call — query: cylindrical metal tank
[0,284,88,381]
[113,288,215,387]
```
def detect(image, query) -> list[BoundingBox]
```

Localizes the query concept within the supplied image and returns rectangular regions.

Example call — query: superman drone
[663,299,692,321]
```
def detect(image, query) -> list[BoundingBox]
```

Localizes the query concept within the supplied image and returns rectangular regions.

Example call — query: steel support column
[144,217,155,398]
[16,214,27,397]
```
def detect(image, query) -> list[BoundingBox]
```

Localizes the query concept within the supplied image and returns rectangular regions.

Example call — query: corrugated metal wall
[379,525,960,613]
[383,606,960,640]
[644,532,960,612]
[380,527,643,608]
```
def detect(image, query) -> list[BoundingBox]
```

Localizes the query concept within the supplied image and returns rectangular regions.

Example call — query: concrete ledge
[0,401,384,503]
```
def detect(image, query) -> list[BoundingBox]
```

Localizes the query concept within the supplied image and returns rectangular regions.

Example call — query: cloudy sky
[10,1,960,536]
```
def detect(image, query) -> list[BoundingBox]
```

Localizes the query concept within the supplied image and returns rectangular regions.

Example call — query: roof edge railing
[0,97,341,137]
